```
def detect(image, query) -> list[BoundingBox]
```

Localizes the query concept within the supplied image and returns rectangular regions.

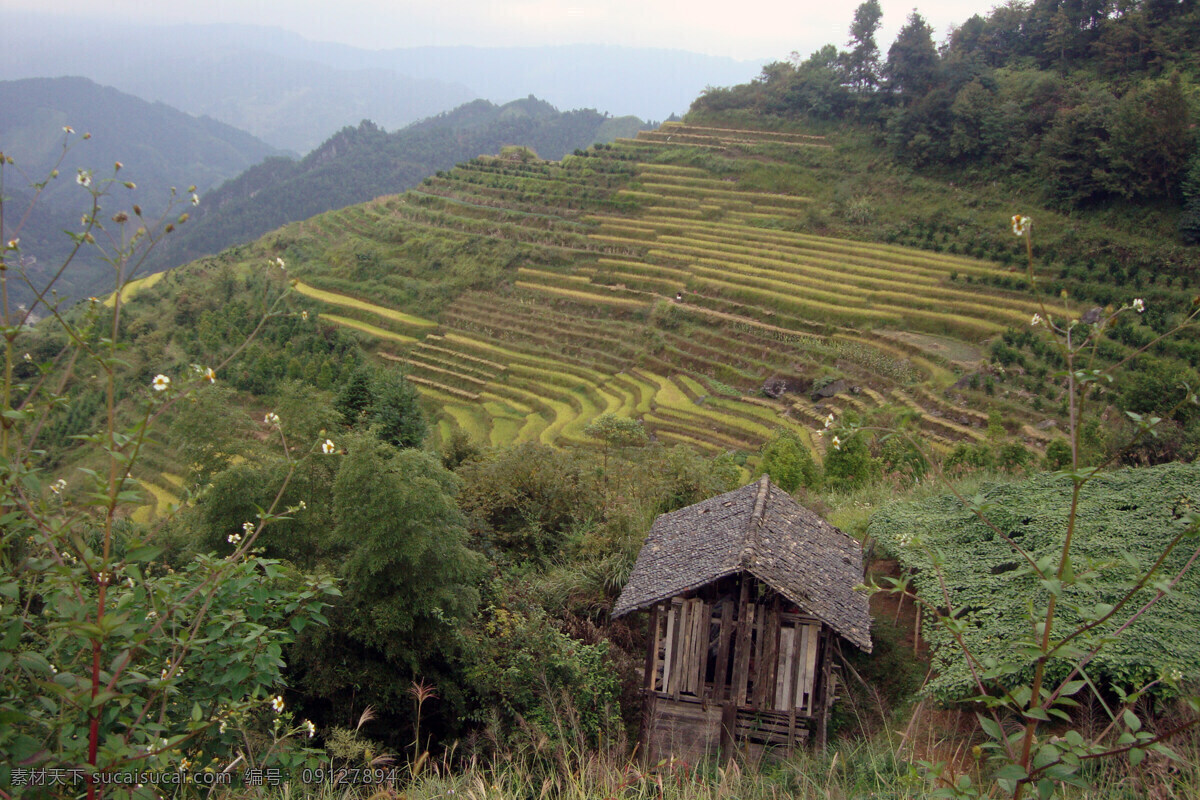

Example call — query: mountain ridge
[0,13,759,150]
[142,97,649,274]
[0,76,286,306]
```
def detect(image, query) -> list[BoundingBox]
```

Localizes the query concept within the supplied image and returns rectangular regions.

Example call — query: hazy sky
[8,1,1006,61]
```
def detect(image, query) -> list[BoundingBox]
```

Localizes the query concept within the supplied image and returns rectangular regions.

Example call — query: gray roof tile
[613,475,872,651]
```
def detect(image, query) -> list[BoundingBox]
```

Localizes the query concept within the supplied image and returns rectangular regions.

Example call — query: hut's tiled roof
[612,475,872,652]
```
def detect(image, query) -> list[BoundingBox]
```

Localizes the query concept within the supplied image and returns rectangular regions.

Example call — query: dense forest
[695,0,1200,238]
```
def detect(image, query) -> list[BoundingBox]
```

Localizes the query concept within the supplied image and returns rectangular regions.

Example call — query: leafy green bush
[466,600,621,748]
[757,428,819,491]
[1044,438,1072,470]
[822,432,881,490]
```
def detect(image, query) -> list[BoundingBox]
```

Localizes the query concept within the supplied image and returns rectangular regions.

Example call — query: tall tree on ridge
[845,0,884,92]
[885,11,941,102]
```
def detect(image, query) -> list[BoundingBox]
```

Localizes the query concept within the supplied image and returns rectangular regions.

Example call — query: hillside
[143,98,649,273]
[10,113,1200,798]
[120,121,1197,473]
[0,77,286,306]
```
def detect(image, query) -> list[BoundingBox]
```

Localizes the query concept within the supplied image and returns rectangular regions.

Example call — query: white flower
[202,366,216,383]
[219,719,228,734]
[1030,313,1042,327]
[22,353,31,362]
[301,719,316,738]
[76,170,92,188]
[322,439,336,455]
[178,757,192,772]
[264,412,280,426]
[298,500,307,510]
[190,192,200,207]
[831,435,842,451]
[152,374,171,392]
[824,413,835,429]
[1132,298,1145,313]
[1011,215,1031,236]
[147,610,158,620]
[5,238,18,250]
[242,521,255,535]
[301,310,309,321]
[274,257,286,269]
[270,695,285,713]
[50,478,67,495]
[126,577,135,589]
[227,532,242,545]
[63,125,74,134]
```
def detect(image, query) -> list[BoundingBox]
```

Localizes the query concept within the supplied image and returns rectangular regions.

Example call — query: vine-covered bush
[868,462,1200,700]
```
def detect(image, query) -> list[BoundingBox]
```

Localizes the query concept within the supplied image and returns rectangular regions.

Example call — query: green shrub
[757,429,820,491]
[466,601,621,747]
[1044,438,1072,470]
[823,432,880,490]
[945,442,996,472]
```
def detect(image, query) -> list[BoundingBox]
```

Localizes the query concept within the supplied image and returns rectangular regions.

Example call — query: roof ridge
[740,474,771,568]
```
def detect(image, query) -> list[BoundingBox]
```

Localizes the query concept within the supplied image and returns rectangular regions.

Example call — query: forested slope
[144,97,648,272]
[0,76,285,305]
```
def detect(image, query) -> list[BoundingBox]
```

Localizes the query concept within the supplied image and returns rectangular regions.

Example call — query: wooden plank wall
[646,698,723,764]
[641,584,835,761]
[651,595,825,716]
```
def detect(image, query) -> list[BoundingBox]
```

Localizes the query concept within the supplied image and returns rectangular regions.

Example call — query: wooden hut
[612,475,872,763]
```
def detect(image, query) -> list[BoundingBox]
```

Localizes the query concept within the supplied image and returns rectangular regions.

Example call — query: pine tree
[334,367,373,426]
[885,12,940,101]
[370,369,428,449]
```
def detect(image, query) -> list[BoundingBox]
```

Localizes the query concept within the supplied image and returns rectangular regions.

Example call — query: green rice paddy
[266,123,1058,458]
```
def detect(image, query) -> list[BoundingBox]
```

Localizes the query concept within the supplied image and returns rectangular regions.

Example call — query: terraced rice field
[105,270,167,307]
[130,472,183,524]
[279,123,1056,458]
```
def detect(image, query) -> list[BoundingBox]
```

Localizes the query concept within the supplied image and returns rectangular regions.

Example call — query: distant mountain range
[0,13,759,152]
[0,76,286,307]
[142,97,650,273]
